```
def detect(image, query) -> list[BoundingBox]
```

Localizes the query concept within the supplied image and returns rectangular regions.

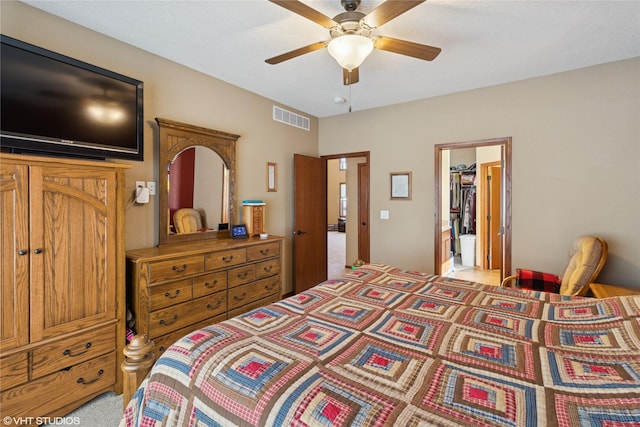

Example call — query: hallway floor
[446,255,501,286]
[328,231,350,279]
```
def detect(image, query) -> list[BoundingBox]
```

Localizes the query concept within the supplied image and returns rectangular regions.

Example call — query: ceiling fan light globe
[327,34,373,71]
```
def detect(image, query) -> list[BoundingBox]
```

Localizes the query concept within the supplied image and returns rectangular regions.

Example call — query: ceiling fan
[265,0,441,85]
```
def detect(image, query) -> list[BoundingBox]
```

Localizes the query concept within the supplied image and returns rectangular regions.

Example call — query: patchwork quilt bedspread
[121,264,640,426]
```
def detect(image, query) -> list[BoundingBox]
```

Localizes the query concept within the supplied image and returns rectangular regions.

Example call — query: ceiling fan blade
[343,67,359,85]
[374,36,441,61]
[362,0,425,28]
[265,41,328,64]
[269,0,338,28]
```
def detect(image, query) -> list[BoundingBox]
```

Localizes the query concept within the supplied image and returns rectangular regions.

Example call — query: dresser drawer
[149,293,227,338]
[255,258,280,279]
[31,325,116,379]
[152,315,226,358]
[150,278,193,311]
[247,242,280,261]
[0,352,28,391]
[228,294,281,319]
[205,248,246,271]
[193,271,227,299]
[228,276,281,310]
[0,352,115,419]
[228,264,256,288]
[148,255,205,284]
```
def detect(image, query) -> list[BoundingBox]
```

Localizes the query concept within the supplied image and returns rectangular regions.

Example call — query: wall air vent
[273,106,310,131]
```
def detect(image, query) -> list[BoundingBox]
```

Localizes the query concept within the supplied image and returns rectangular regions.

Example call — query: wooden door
[0,162,29,350]
[358,162,370,262]
[488,165,502,269]
[29,165,118,341]
[293,154,327,293]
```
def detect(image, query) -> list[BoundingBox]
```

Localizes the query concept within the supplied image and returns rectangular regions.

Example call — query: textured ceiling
[23,0,640,118]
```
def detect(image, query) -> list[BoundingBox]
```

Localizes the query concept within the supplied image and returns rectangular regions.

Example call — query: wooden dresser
[0,153,129,420]
[127,236,283,360]
[588,283,640,298]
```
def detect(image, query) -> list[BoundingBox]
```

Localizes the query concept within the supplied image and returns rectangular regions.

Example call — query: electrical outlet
[147,181,156,196]
[135,181,145,190]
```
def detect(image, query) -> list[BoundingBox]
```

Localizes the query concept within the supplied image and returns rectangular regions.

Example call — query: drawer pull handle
[263,266,273,273]
[172,264,188,273]
[77,369,104,385]
[237,271,248,279]
[222,255,235,263]
[159,315,178,326]
[265,283,276,291]
[206,300,222,310]
[204,280,218,288]
[234,292,247,301]
[164,289,181,299]
[63,342,92,357]
[260,249,270,256]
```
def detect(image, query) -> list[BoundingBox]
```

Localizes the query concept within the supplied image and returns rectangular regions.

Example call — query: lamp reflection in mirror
[327,34,374,71]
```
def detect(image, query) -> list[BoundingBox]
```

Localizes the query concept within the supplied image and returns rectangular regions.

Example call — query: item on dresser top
[232,224,248,239]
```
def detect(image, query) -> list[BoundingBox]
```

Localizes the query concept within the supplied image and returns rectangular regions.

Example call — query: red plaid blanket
[515,268,561,293]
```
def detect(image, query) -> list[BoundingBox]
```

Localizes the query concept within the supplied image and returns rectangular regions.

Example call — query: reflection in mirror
[168,147,228,234]
[157,118,239,246]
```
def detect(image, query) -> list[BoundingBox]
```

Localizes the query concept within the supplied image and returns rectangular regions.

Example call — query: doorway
[324,153,369,278]
[434,138,512,284]
[293,152,370,293]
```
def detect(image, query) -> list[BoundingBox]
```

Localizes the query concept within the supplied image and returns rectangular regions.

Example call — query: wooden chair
[501,236,608,296]
[173,208,203,233]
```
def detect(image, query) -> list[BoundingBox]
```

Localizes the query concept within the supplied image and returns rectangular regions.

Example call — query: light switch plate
[380,210,389,220]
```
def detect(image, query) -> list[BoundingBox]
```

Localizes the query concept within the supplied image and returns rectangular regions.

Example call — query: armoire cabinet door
[0,162,30,350]
[29,166,117,341]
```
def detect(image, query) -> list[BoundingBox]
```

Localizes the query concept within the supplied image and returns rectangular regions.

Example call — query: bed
[120,263,640,426]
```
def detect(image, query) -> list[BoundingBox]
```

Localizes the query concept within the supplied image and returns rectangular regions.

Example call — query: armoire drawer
[193,271,227,299]
[149,293,227,338]
[31,325,116,379]
[205,248,246,271]
[148,255,205,284]
[0,352,28,391]
[0,352,115,419]
[149,278,193,311]
[247,242,280,261]
[228,276,281,310]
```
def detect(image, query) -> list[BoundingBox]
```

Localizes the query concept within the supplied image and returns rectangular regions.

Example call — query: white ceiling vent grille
[273,106,310,131]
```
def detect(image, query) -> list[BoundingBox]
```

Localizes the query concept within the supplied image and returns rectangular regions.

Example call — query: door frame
[322,151,370,263]
[434,137,512,280]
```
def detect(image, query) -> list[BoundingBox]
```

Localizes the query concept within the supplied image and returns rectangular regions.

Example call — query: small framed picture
[390,172,412,200]
[266,162,277,192]
[231,224,248,239]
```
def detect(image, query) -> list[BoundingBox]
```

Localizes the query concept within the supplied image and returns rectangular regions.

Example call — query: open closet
[449,166,477,259]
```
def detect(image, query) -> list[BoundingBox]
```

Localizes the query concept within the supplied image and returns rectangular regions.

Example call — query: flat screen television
[1,35,144,161]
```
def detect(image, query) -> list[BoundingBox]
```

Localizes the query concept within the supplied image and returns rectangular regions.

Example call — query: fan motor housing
[341,0,361,11]
[330,11,370,37]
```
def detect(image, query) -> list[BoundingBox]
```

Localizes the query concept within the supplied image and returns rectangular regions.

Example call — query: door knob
[294,230,307,235]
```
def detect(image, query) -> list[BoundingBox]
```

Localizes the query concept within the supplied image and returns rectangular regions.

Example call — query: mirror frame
[157,118,240,245]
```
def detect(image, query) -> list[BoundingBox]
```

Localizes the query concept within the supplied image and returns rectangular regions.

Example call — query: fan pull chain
[348,79,352,113]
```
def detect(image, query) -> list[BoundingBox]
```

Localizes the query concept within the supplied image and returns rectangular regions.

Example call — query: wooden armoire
[0,153,129,419]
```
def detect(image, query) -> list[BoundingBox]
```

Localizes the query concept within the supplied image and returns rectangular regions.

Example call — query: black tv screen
[1,35,143,161]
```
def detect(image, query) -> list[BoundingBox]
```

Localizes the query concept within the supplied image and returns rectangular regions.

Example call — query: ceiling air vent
[273,106,310,131]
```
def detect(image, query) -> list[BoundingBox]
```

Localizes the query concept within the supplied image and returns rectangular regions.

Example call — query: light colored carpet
[49,392,123,427]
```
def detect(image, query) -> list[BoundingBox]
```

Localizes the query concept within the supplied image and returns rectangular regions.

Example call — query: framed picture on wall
[267,162,277,192]
[390,172,412,200]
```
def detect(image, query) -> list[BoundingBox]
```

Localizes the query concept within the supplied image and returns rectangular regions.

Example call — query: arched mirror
[157,118,239,246]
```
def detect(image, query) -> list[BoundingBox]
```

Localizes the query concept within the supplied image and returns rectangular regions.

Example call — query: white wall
[320,58,640,288]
